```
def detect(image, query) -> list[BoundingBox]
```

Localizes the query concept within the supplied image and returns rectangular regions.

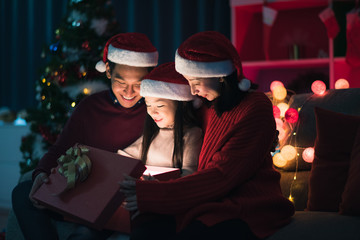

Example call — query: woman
[121,31,295,240]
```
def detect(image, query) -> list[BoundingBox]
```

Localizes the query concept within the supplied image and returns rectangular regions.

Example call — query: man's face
[106,63,149,108]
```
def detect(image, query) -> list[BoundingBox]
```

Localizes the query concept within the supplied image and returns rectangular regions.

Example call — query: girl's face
[183,75,221,101]
[145,97,177,129]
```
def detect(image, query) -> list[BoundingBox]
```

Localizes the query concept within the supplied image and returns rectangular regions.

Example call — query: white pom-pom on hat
[95,61,106,72]
[238,78,251,91]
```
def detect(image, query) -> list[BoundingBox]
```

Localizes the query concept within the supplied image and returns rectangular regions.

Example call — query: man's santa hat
[140,62,195,102]
[95,32,158,72]
[175,31,251,91]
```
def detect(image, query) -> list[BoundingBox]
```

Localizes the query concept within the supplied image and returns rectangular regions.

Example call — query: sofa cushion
[266,211,360,240]
[340,126,360,215]
[279,88,360,171]
[307,107,360,212]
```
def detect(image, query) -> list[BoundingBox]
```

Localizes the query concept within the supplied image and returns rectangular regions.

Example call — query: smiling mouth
[154,119,162,123]
[122,95,135,101]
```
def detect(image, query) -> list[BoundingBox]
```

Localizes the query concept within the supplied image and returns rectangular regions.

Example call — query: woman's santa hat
[95,32,158,72]
[140,62,195,102]
[175,31,251,91]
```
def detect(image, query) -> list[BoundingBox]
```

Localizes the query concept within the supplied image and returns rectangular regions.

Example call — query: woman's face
[145,97,177,129]
[183,75,221,101]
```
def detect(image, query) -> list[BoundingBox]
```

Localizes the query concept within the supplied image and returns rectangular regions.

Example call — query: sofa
[6,88,360,240]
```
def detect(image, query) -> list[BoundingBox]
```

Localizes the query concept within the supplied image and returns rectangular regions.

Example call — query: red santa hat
[175,31,251,91]
[95,32,158,72]
[140,62,195,102]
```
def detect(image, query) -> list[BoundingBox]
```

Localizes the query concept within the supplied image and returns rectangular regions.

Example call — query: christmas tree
[19,0,120,174]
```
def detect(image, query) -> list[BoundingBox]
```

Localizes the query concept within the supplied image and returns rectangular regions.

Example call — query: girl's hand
[120,174,139,215]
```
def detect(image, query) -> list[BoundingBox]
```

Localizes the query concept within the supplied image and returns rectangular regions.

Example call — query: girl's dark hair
[140,101,200,170]
[208,71,257,117]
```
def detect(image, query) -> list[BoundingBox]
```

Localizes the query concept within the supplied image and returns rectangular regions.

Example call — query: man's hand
[29,172,49,209]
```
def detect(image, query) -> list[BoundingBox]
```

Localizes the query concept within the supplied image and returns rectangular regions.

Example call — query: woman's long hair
[140,100,200,170]
[207,71,257,117]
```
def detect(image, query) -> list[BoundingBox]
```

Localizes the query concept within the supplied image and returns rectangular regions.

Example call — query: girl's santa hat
[95,32,158,72]
[175,31,251,91]
[140,62,195,102]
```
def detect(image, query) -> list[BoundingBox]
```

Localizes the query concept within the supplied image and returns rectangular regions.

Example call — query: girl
[121,31,295,240]
[118,62,202,177]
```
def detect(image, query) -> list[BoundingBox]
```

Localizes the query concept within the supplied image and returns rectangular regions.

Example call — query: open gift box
[32,144,146,230]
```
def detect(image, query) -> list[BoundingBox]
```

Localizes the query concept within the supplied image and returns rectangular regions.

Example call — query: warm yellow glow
[41,95,45,100]
[273,86,287,101]
[47,82,51,86]
[273,153,287,168]
[270,80,284,92]
[277,103,289,117]
[71,102,76,107]
[281,145,297,161]
[42,78,46,83]
[83,88,90,95]
[288,195,294,202]
[335,78,350,89]
[82,72,87,77]
[54,71,58,76]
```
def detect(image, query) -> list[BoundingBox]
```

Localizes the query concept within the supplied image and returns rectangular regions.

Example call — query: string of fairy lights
[269,78,350,202]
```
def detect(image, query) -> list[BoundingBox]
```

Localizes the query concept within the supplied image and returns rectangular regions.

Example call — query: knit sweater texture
[118,127,203,176]
[33,90,147,180]
[135,92,295,238]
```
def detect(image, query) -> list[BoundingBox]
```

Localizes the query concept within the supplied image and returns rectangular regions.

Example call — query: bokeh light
[302,147,315,163]
[277,103,289,118]
[273,153,287,168]
[273,105,281,118]
[335,78,349,89]
[281,145,297,161]
[311,80,326,95]
[273,86,287,101]
[270,80,284,92]
[285,108,299,123]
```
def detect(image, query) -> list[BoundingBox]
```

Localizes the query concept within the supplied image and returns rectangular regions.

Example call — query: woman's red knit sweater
[136,92,295,238]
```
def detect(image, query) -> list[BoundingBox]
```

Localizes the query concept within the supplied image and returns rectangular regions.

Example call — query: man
[12,32,158,240]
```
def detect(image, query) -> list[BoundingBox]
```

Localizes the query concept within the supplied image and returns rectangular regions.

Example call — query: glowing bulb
[285,108,299,123]
[42,78,46,83]
[41,95,45,100]
[277,103,289,118]
[273,153,287,168]
[278,127,286,141]
[270,80,284,92]
[71,102,76,107]
[273,86,287,101]
[83,88,90,95]
[335,78,349,89]
[288,195,294,202]
[302,147,315,163]
[82,72,87,77]
[281,145,297,161]
[311,80,326,95]
[47,82,51,86]
[273,105,281,118]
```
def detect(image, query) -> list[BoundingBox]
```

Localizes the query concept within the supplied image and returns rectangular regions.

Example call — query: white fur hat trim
[107,44,158,67]
[95,61,106,72]
[140,79,195,101]
[175,50,235,77]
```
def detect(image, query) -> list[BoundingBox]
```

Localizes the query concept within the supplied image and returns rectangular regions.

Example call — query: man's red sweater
[136,92,295,239]
[32,90,147,180]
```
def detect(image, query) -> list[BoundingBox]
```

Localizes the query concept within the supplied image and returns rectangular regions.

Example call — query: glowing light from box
[277,103,289,117]
[273,153,287,167]
[285,108,299,123]
[311,80,326,95]
[302,147,315,163]
[281,145,297,161]
[335,78,349,89]
[273,105,281,118]
[273,86,287,101]
[270,80,284,92]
